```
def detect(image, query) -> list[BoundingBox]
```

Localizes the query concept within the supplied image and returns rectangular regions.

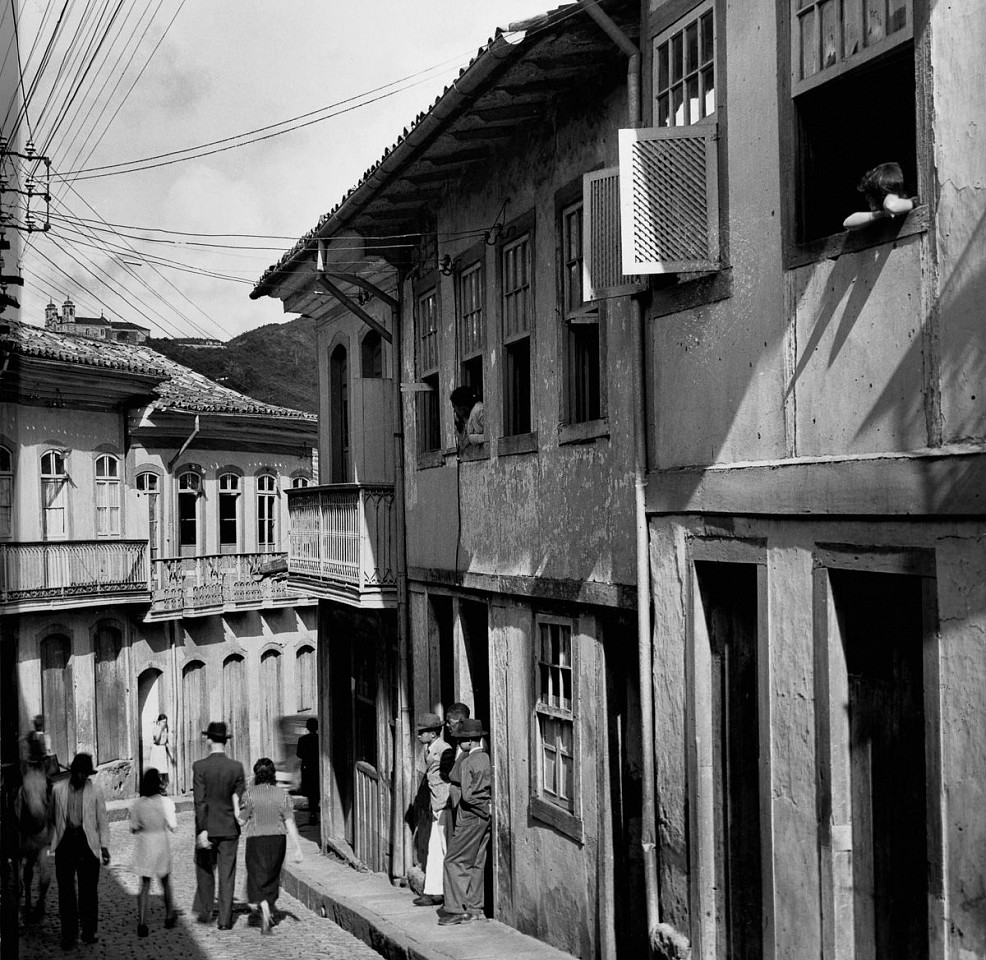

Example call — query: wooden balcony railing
[287,484,397,606]
[0,540,149,607]
[148,551,301,617]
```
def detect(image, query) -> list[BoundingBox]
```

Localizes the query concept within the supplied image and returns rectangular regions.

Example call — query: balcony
[147,552,312,620]
[286,484,397,608]
[0,540,150,613]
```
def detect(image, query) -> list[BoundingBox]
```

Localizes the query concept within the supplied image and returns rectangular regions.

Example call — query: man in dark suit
[191,721,245,929]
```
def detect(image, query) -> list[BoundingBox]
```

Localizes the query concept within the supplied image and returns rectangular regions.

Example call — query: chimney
[44,300,58,328]
[62,298,75,324]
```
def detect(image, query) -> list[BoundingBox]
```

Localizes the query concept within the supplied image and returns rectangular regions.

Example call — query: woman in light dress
[148,714,172,794]
[239,757,303,935]
[129,767,177,938]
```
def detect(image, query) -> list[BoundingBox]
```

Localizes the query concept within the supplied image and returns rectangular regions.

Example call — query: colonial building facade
[0,319,318,800]
[253,1,986,959]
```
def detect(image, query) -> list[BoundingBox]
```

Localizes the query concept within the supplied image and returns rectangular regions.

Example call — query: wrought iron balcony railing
[287,484,397,607]
[0,540,149,608]
[148,551,304,618]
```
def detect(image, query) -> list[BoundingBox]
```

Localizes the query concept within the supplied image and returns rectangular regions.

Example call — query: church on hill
[44,296,150,344]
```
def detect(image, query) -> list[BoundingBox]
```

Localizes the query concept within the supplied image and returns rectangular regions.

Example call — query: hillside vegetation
[148,316,318,414]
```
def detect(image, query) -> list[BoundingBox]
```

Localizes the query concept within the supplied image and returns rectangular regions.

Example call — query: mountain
[148,316,318,414]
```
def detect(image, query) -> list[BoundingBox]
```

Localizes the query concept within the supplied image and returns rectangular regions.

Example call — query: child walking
[438,718,491,925]
[129,768,177,938]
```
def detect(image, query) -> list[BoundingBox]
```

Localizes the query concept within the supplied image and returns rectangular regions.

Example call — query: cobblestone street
[16,811,382,960]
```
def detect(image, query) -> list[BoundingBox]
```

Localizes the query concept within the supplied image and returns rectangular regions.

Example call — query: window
[0,445,12,539]
[257,474,277,551]
[416,288,441,454]
[790,0,915,243]
[136,472,160,558]
[94,455,121,537]
[41,450,68,540]
[297,644,316,712]
[457,261,485,400]
[291,476,310,489]
[361,330,383,378]
[329,344,350,483]
[653,1,716,128]
[501,233,533,436]
[177,471,200,553]
[218,473,240,553]
[535,620,576,813]
[561,202,601,424]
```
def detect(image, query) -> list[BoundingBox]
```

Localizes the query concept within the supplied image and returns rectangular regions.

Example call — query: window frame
[94,454,122,538]
[136,471,161,559]
[176,469,202,554]
[457,254,486,398]
[530,614,583,840]
[558,197,607,431]
[652,0,717,129]
[217,471,242,553]
[498,216,536,444]
[0,444,13,539]
[415,285,442,458]
[41,450,69,541]
[256,473,278,552]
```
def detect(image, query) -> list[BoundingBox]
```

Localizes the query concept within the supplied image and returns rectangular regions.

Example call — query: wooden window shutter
[583,168,645,300]
[618,124,720,274]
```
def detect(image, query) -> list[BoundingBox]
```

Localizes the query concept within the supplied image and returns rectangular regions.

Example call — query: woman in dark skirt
[240,757,303,934]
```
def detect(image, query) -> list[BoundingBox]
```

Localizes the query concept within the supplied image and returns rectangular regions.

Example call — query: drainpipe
[389,274,414,882]
[167,414,200,471]
[580,0,662,943]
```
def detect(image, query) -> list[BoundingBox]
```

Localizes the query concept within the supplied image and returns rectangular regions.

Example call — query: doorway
[329,345,350,483]
[137,668,163,782]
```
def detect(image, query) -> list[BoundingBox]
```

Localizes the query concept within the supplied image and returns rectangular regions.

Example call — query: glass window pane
[561,752,573,803]
[887,0,907,33]
[543,742,557,797]
[686,75,700,124]
[685,22,698,73]
[562,669,572,711]
[657,42,669,92]
[701,11,715,65]
[672,85,686,126]
[658,93,670,127]
[702,67,716,118]
[865,0,885,45]
[800,7,818,79]
[671,32,683,82]
[844,0,862,56]
[820,0,840,68]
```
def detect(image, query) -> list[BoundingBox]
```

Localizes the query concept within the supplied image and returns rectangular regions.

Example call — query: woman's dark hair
[449,385,476,408]
[157,713,168,722]
[253,757,277,785]
[858,162,905,209]
[69,752,94,786]
[140,767,162,797]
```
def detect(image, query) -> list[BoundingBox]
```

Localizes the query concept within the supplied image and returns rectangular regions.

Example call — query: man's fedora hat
[452,718,487,739]
[416,712,444,732]
[203,721,231,742]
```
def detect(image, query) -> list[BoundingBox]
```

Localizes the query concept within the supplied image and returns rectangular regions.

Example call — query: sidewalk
[283,813,577,960]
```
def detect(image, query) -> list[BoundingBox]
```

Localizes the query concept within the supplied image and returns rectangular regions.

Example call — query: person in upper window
[450,386,485,448]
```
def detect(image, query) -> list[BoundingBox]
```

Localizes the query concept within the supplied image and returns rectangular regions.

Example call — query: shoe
[413,894,444,906]
[218,923,232,931]
[466,910,487,922]
[137,924,149,938]
[164,915,177,930]
[196,914,212,924]
[60,940,75,951]
[437,912,468,925]
[80,934,98,944]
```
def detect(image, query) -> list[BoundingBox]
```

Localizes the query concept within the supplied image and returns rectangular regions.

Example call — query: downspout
[580,0,662,943]
[389,272,414,883]
[167,414,200,471]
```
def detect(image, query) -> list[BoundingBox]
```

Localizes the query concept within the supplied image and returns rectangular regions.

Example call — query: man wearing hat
[439,718,491,925]
[191,721,246,929]
[414,713,452,906]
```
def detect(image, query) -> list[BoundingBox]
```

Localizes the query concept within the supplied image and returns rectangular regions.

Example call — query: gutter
[579,0,663,949]
[167,414,200,470]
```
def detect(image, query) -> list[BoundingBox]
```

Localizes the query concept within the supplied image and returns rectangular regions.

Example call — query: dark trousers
[442,810,490,915]
[192,835,238,926]
[55,828,100,942]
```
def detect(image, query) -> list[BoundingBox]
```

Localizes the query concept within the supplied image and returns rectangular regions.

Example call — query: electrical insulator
[25,139,36,158]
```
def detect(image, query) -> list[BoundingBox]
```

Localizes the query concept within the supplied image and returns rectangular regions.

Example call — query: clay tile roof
[251,2,586,299]
[2,319,168,375]
[2,321,315,421]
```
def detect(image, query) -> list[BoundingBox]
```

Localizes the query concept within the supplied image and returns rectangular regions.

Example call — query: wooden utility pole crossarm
[315,274,393,343]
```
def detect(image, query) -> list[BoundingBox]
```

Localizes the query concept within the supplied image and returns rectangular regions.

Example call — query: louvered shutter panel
[583,168,645,300]
[618,124,720,274]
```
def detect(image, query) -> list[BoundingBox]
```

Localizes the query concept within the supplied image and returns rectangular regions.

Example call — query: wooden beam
[315,275,392,343]
[447,127,517,143]
[473,104,545,123]
[322,272,398,310]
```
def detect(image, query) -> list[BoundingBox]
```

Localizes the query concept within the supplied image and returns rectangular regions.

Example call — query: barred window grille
[618,124,720,274]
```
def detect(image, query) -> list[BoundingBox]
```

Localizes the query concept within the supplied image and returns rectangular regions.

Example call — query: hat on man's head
[202,721,231,742]
[452,718,487,739]
[416,712,444,732]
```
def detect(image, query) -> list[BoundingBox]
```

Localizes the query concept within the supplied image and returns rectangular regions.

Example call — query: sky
[5,0,551,340]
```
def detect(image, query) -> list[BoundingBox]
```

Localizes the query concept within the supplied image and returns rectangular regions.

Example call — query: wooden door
[259,650,282,759]
[222,655,250,769]
[94,624,125,764]
[41,635,75,764]
[181,661,208,790]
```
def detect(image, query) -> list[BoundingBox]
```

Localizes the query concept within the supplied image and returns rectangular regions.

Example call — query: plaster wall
[1,404,135,542]
[402,87,637,588]
[131,446,311,557]
[649,513,986,958]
